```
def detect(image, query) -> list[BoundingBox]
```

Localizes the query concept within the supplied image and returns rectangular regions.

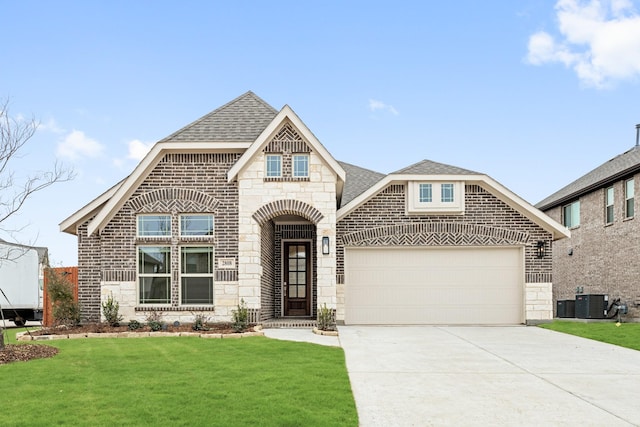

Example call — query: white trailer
[0,240,48,326]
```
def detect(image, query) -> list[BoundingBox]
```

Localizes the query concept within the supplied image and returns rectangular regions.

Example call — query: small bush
[145,311,165,332]
[232,299,249,332]
[317,304,336,331]
[192,313,210,331]
[46,269,81,327]
[101,293,123,327]
[128,320,142,331]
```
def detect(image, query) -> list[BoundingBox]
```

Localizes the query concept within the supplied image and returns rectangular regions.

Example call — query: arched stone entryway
[254,200,323,321]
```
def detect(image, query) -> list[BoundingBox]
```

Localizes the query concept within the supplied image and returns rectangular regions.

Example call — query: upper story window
[625,179,635,219]
[137,215,171,237]
[293,154,309,178]
[563,201,580,228]
[441,184,454,203]
[605,187,614,224]
[180,214,214,236]
[265,154,282,177]
[407,181,464,214]
[419,183,432,203]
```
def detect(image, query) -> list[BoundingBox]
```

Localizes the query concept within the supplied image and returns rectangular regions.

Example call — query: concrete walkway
[338,326,640,426]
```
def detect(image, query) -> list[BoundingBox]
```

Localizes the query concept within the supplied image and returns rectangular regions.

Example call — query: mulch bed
[0,344,59,365]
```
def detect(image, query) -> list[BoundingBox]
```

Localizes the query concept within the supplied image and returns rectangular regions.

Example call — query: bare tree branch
[0,98,76,262]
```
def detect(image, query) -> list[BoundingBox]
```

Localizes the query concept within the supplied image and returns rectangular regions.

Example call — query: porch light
[322,236,330,255]
[536,241,546,259]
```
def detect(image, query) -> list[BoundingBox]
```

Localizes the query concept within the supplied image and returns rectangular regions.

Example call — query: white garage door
[344,247,523,325]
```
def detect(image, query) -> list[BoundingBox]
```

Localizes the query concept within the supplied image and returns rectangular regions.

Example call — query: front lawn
[540,320,640,351]
[0,330,358,426]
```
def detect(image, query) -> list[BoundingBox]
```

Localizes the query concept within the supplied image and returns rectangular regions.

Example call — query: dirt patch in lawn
[0,344,59,365]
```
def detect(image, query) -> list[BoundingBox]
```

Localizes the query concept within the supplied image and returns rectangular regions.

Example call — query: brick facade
[77,153,241,323]
[336,183,554,322]
[544,175,640,318]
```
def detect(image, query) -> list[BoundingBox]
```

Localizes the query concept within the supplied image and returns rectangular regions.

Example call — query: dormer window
[408,181,464,214]
[265,154,282,177]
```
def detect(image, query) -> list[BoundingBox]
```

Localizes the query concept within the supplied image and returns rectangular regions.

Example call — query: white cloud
[527,0,640,88]
[368,99,399,115]
[38,117,65,134]
[126,139,154,161]
[56,130,105,160]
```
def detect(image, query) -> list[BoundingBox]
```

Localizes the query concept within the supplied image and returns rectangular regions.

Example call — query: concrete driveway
[338,326,640,426]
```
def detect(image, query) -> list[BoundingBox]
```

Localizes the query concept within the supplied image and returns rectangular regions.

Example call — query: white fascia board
[86,141,249,236]
[476,175,570,241]
[59,181,123,235]
[337,173,570,240]
[227,105,346,183]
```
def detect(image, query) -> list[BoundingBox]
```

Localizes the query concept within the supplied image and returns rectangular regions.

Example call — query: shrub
[232,299,249,332]
[128,320,142,331]
[46,269,80,327]
[317,304,336,331]
[145,311,165,331]
[101,293,123,327]
[192,313,210,331]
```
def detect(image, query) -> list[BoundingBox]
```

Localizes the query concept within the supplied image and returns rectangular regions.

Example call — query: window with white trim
[180,246,214,305]
[408,181,464,214]
[625,179,634,219]
[563,201,580,228]
[419,183,432,203]
[137,215,171,237]
[180,214,214,236]
[605,186,614,224]
[265,154,282,177]
[293,154,309,177]
[138,246,171,304]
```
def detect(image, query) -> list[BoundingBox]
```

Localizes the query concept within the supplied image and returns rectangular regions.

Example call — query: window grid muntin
[419,183,432,203]
[266,154,282,177]
[441,184,454,203]
[292,154,309,177]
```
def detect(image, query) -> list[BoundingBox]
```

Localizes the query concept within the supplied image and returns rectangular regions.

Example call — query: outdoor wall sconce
[322,236,330,255]
[536,241,546,259]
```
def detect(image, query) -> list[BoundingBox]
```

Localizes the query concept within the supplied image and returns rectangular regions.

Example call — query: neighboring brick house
[537,142,640,319]
[60,92,568,326]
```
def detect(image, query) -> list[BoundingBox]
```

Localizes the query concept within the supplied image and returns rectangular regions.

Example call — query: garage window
[408,181,464,214]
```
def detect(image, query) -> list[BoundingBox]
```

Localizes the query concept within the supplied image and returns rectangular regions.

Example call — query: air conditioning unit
[556,300,575,318]
[575,294,608,319]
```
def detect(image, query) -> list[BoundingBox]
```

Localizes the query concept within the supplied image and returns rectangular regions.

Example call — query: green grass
[540,320,640,351]
[1,331,358,427]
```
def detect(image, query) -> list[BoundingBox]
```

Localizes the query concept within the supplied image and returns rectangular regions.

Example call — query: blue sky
[2,0,640,266]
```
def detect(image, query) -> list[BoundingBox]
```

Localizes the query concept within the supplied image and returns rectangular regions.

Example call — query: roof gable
[161,91,278,143]
[536,146,640,210]
[227,105,345,184]
[337,159,570,240]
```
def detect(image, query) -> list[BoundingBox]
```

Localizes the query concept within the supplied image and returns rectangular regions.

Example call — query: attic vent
[636,124,640,147]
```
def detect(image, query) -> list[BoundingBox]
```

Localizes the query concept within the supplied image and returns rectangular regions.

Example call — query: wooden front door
[284,242,311,316]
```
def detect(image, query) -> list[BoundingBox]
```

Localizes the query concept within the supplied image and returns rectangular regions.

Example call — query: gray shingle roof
[392,159,479,175]
[536,145,640,210]
[338,161,386,206]
[160,91,278,143]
